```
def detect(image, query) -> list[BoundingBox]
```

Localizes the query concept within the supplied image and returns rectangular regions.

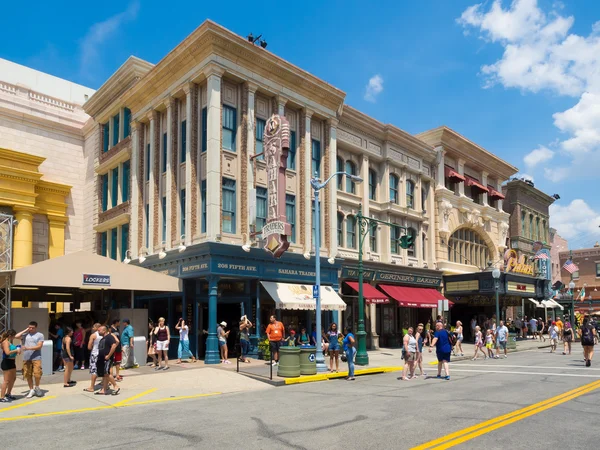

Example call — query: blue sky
[2,0,599,248]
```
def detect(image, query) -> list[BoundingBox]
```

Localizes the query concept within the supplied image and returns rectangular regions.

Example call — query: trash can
[507,332,517,350]
[299,346,317,375]
[277,347,301,378]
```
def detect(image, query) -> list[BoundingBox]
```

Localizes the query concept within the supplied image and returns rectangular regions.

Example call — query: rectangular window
[337,158,344,190]
[346,216,356,249]
[180,189,186,236]
[201,180,207,233]
[110,228,118,261]
[311,139,321,177]
[222,178,236,233]
[390,175,398,204]
[391,226,400,254]
[121,224,129,261]
[112,113,120,146]
[256,118,266,160]
[337,213,343,247]
[407,228,416,257]
[370,223,377,253]
[101,174,108,212]
[596,263,600,277]
[122,160,130,202]
[111,167,119,207]
[286,194,296,243]
[180,120,187,163]
[145,204,149,248]
[369,170,377,200]
[162,132,167,173]
[422,182,429,213]
[222,105,237,152]
[201,107,208,152]
[161,197,167,243]
[287,130,296,170]
[256,187,268,231]
[102,124,109,153]
[123,108,131,138]
[572,271,580,279]
[100,232,107,257]
[145,143,150,182]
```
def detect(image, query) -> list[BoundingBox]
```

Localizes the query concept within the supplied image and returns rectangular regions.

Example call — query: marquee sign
[504,249,534,276]
[262,114,291,258]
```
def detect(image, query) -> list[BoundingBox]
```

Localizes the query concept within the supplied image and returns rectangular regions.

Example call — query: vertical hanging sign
[262,114,291,258]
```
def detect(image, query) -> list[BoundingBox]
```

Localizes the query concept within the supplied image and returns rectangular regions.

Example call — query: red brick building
[559,243,600,310]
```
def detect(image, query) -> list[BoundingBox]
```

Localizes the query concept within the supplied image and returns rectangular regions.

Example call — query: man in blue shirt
[429,321,452,380]
[495,320,509,359]
[120,319,138,369]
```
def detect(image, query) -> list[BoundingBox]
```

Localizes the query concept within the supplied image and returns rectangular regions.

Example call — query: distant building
[549,228,568,284]
[559,243,600,304]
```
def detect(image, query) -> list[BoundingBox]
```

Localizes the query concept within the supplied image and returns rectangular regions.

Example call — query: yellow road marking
[284,366,403,385]
[112,388,157,407]
[412,379,600,450]
[0,395,55,413]
[0,391,222,422]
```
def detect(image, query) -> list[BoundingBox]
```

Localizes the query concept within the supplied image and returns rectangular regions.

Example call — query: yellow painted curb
[284,366,403,385]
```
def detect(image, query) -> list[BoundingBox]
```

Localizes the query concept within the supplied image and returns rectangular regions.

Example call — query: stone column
[165,100,173,247]
[245,83,257,240]
[148,112,157,252]
[130,121,140,258]
[481,171,489,206]
[48,217,67,259]
[416,174,423,212]
[206,66,224,242]
[327,119,338,259]
[277,96,288,117]
[118,107,125,141]
[457,158,465,197]
[13,209,34,269]
[435,146,445,189]
[184,83,193,245]
[303,109,313,252]
[496,179,503,211]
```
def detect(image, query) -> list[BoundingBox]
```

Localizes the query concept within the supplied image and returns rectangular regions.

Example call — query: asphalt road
[2,349,599,450]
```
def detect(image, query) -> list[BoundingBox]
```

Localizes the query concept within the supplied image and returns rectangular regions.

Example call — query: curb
[427,343,552,365]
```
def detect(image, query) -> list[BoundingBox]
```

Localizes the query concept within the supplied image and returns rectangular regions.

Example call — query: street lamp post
[569,280,576,328]
[311,171,362,373]
[492,268,501,328]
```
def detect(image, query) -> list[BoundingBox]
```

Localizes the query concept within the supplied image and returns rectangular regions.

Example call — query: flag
[579,286,586,302]
[563,259,579,274]
[534,251,549,260]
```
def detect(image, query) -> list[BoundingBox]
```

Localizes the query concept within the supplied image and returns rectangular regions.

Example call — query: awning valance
[260,281,346,311]
[487,186,505,200]
[379,285,452,309]
[537,299,564,310]
[11,251,181,292]
[465,175,489,193]
[444,166,466,182]
[345,281,389,305]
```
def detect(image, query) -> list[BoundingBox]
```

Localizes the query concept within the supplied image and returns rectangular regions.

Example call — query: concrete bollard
[42,339,53,377]
[133,336,146,367]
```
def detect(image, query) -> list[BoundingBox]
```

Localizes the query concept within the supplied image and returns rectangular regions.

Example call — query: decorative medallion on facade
[262,114,291,258]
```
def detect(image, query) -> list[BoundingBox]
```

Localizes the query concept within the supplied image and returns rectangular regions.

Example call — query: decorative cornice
[97,201,131,229]
[36,180,72,196]
[98,136,132,168]
[0,147,45,167]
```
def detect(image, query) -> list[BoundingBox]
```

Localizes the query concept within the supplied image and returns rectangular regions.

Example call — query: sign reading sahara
[262,114,292,258]
[82,274,111,286]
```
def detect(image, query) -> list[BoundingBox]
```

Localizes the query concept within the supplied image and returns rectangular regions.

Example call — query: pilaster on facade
[456,158,466,197]
[184,83,193,246]
[302,109,313,253]
[147,112,157,253]
[327,119,338,259]
[130,121,140,258]
[243,82,257,245]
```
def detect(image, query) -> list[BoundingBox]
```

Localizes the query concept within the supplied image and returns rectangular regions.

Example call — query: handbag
[341,353,348,362]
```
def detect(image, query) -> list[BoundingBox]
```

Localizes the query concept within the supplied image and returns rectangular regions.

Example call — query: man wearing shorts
[16,321,44,398]
[265,315,284,366]
[96,326,119,395]
[548,321,559,353]
[495,320,509,359]
[109,320,122,381]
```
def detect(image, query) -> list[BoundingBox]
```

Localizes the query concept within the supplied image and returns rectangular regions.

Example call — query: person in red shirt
[265,315,285,366]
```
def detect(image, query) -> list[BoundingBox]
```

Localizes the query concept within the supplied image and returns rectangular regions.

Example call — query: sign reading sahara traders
[82,274,111,286]
[262,114,292,258]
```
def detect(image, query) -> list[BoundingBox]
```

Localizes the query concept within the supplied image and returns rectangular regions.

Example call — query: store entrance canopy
[344,281,389,304]
[379,285,452,309]
[261,281,346,311]
[11,251,181,292]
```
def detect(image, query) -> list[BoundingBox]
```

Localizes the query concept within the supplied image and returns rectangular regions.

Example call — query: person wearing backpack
[581,316,597,367]
[429,321,453,380]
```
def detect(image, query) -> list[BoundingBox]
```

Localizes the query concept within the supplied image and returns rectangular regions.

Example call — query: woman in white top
[472,326,486,361]
[454,321,464,356]
[401,327,417,380]
[83,323,101,393]
[175,319,196,364]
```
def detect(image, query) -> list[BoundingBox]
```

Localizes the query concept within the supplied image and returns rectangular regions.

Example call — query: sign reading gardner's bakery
[262,114,291,258]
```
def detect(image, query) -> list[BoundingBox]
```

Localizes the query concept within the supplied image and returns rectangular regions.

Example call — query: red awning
[378,285,453,309]
[487,186,505,200]
[465,175,489,193]
[444,166,466,182]
[345,281,390,305]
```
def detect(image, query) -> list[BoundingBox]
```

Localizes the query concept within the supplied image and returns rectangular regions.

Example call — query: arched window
[337,212,344,247]
[345,161,356,194]
[407,227,417,257]
[521,211,526,237]
[447,228,490,268]
[369,169,377,200]
[529,214,534,240]
[336,157,344,190]
[406,180,415,209]
[389,174,399,204]
[346,215,356,249]
[536,217,540,241]
[370,222,377,253]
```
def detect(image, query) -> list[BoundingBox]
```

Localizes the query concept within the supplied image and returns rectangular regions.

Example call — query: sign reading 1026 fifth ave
[262,114,291,258]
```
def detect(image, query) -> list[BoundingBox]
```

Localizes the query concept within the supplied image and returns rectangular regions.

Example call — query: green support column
[355,204,369,366]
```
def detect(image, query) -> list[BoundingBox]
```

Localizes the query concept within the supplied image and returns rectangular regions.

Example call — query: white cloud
[458,0,600,182]
[524,145,554,167]
[549,199,600,244]
[364,74,384,102]
[79,1,140,79]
